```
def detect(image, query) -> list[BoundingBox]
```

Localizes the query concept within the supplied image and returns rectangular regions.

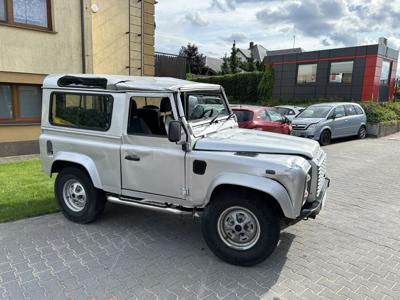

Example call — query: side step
[107,195,198,216]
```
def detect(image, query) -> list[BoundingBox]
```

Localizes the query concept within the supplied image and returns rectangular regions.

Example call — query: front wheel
[201,190,280,266]
[55,167,106,224]
[319,130,331,146]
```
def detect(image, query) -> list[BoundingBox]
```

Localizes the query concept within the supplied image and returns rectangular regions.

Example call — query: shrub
[258,65,274,101]
[361,103,398,124]
[191,72,266,104]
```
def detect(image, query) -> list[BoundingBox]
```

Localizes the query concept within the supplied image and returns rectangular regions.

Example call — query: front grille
[316,154,327,197]
[292,124,307,130]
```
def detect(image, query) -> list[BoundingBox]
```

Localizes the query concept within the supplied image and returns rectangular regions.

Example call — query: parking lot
[1,133,400,300]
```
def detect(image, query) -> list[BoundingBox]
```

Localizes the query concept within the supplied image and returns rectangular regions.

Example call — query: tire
[358,125,367,139]
[319,130,331,146]
[55,167,106,224]
[201,190,280,266]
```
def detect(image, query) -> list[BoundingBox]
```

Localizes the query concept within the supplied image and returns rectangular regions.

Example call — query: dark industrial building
[264,38,399,102]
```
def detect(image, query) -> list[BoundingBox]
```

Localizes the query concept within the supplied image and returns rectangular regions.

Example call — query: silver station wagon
[40,74,329,266]
[291,103,367,145]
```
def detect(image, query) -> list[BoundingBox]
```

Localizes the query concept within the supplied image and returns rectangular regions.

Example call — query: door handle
[125,154,141,161]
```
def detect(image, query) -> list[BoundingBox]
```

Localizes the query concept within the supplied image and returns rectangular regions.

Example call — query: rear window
[50,92,113,131]
[234,110,253,122]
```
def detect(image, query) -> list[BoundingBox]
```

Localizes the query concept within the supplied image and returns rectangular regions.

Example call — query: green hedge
[190,72,265,104]
[361,102,400,124]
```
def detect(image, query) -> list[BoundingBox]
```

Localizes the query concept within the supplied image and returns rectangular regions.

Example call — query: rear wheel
[358,125,367,139]
[55,167,106,224]
[201,190,280,266]
[319,130,331,146]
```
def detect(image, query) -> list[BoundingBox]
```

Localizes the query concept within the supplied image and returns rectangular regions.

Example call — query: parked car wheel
[358,125,367,139]
[201,189,280,266]
[55,167,106,224]
[319,130,331,146]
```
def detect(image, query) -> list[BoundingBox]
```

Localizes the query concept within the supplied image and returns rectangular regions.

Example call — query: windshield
[182,92,229,122]
[275,107,289,115]
[297,106,332,119]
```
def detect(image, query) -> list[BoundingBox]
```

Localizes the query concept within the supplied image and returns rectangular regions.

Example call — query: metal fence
[155,52,187,79]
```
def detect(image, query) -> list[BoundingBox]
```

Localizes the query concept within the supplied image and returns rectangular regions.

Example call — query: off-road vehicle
[40,74,329,266]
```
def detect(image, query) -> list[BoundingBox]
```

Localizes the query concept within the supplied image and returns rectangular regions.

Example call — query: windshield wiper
[210,111,235,125]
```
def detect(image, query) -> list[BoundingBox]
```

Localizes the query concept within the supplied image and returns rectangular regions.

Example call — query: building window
[297,64,317,84]
[330,61,354,84]
[50,93,114,131]
[0,0,52,30]
[0,0,6,21]
[0,83,42,123]
[380,61,391,85]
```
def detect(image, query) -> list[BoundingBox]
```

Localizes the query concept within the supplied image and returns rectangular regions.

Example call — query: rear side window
[50,93,113,131]
[354,105,364,115]
[234,110,253,122]
[345,105,357,116]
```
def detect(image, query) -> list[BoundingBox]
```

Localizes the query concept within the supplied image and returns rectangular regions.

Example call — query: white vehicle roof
[275,105,305,109]
[43,74,221,92]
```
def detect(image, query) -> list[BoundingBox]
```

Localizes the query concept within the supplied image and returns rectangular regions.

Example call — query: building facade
[264,41,399,102]
[0,0,155,157]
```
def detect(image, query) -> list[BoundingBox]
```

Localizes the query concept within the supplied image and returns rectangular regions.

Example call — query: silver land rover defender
[40,74,329,266]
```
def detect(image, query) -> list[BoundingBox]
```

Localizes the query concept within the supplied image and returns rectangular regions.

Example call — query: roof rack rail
[57,76,108,89]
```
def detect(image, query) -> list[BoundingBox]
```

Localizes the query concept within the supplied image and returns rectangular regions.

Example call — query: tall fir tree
[221,54,231,74]
[229,41,239,74]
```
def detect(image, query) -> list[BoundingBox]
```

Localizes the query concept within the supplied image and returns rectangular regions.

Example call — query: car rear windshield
[275,107,289,115]
[233,110,253,122]
[297,106,332,119]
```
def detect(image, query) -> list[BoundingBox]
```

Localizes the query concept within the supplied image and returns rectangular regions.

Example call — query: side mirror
[328,114,336,120]
[168,121,182,143]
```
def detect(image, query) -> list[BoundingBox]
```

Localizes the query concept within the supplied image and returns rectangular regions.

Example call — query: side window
[354,105,364,115]
[268,110,284,122]
[257,110,271,121]
[287,109,295,115]
[50,93,113,131]
[128,96,174,136]
[345,105,357,116]
[334,106,346,118]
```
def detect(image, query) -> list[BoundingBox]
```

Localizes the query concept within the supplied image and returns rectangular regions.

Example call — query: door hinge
[181,188,190,197]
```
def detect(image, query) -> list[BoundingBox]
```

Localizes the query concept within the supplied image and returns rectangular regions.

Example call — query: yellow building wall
[0,1,84,75]
[91,0,130,75]
[0,126,40,143]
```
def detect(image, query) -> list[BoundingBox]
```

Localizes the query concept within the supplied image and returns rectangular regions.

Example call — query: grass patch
[0,159,58,223]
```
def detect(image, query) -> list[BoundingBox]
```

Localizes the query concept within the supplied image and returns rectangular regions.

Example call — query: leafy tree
[229,41,240,74]
[258,64,274,101]
[221,54,231,75]
[179,43,205,75]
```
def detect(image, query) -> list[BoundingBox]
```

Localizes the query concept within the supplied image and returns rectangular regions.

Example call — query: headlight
[307,123,318,131]
[303,173,312,204]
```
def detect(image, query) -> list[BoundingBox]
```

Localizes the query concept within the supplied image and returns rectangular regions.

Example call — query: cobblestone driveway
[1,133,400,300]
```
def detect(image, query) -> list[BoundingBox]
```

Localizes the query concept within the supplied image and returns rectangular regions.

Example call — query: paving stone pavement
[1,133,400,300]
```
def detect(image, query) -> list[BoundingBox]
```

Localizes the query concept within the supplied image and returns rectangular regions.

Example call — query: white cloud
[155,0,400,66]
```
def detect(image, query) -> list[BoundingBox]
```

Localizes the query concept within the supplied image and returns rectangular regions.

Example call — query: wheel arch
[51,152,103,189]
[205,173,296,219]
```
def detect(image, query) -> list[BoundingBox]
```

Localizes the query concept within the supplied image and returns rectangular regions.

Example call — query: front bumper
[287,178,330,226]
[292,130,320,140]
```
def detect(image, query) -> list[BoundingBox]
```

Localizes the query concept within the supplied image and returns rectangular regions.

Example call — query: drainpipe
[80,0,87,74]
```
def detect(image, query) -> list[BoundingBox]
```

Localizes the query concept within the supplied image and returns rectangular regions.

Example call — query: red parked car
[232,105,292,135]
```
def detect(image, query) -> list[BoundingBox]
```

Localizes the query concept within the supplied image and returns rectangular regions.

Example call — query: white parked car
[40,74,329,266]
[274,105,305,121]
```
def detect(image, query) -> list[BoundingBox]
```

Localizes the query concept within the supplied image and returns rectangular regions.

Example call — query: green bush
[190,72,265,104]
[258,65,274,100]
[361,103,398,124]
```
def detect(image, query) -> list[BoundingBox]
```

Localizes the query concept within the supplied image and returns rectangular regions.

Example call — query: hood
[194,128,320,159]
[292,117,325,125]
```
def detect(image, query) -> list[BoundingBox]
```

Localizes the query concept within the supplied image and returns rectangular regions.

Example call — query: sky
[155,0,400,59]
